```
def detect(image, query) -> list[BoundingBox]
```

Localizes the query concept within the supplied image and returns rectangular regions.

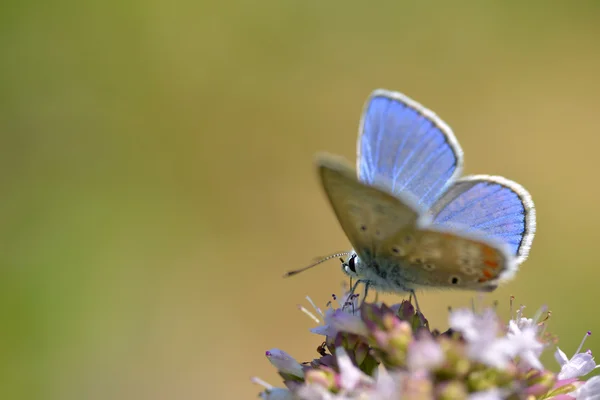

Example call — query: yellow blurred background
[2,2,600,399]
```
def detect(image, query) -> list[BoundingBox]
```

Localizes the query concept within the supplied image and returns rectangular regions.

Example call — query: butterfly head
[340,251,362,279]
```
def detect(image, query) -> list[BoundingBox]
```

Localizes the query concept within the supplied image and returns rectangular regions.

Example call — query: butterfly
[288,89,536,303]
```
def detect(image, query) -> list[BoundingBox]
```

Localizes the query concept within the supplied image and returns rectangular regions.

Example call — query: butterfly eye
[347,255,357,273]
[449,276,461,285]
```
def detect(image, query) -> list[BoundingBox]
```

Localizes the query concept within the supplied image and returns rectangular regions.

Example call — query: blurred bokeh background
[2,1,600,399]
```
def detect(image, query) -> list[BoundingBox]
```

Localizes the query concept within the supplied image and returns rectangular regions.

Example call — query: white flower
[449,308,514,369]
[449,308,498,343]
[514,317,535,330]
[336,347,374,390]
[506,319,544,370]
[556,349,596,381]
[406,334,445,371]
[513,305,537,330]
[295,348,378,399]
[365,366,404,400]
[449,306,545,370]
[573,375,600,400]
[299,348,403,399]
[556,331,599,380]
[301,293,368,338]
[266,349,305,378]
[310,308,368,338]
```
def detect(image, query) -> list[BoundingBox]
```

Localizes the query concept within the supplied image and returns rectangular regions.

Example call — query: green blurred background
[1,1,600,399]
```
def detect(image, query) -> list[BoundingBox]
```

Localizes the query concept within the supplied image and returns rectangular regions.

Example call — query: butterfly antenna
[284,252,352,277]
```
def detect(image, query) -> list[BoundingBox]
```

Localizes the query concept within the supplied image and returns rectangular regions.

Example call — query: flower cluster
[253,292,600,399]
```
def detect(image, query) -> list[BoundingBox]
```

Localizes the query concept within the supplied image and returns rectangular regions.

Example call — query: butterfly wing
[318,154,515,291]
[317,154,423,259]
[377,225,516,291]
[430,175,536,264]
[357,89,463,208]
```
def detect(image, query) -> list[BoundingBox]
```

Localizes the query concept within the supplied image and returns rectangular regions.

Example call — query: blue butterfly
[294,89,536,301]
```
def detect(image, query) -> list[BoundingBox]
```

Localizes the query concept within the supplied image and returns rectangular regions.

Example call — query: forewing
[377,227,515,291]
[317,154,422,258]
[430,175,536,264]
[357,89,463,208]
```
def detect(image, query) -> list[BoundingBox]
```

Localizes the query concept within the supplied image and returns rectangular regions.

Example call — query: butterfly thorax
[343,250,417,293]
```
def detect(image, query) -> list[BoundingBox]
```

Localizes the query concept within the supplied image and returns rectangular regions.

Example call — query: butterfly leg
[362,281,370,306]
[409,289,421,313]
[342,279,364,313]
[347,279,373,308]
[348,278,362,298]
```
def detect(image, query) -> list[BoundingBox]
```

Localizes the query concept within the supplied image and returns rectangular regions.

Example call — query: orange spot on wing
[484,260,498,268]
[483,269,494,278]
[482,246,496,257]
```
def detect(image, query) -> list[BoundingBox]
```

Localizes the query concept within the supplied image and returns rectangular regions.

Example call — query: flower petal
[310,309,368,338]
[407,335,444,371]
[555,347,569,366]
[266,349,304,378]
[574,375,600,400]
[335,347,372,390]
[558,352,597,380]
[259,388,296,400]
